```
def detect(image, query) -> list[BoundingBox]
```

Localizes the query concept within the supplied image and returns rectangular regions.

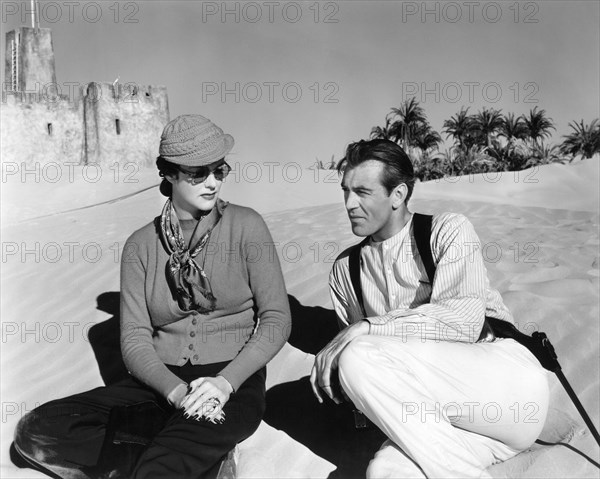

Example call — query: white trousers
[337,336,549,479]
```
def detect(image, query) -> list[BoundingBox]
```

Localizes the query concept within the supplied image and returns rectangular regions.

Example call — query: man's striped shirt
[329,212,514,343]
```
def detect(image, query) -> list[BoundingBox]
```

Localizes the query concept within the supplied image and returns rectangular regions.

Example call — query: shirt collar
[367,213,414,250]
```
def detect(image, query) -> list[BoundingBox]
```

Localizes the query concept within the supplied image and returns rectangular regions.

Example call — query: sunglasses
[178,162,232,185]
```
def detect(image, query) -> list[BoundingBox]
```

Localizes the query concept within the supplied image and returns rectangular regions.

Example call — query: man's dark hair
[156,156,179,197]
[338,139,416,204]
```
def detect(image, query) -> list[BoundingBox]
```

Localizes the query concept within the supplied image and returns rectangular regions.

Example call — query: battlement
[82,82,168,104]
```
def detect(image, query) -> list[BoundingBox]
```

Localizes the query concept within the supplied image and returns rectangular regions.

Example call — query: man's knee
[338,336,374,377]
[338,336,388,400]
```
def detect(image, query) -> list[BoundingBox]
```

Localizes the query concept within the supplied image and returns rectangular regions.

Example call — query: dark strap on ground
[535,439,600,469]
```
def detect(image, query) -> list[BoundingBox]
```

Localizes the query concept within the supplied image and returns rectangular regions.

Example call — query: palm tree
[559,119,600,160]
[473,108,504,148]
[387,97,429,149]
[413,123,442,152]
[370,113,394,140]
[521,107,555,147]
[371,98,441,154]
[500,113,528,144]
[491,113,529,171]
[525,142,566,167]
[436,145,495,176]
[442,107,474,149]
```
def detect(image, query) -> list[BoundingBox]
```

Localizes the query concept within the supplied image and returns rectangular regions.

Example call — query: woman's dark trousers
[13,361,266,479]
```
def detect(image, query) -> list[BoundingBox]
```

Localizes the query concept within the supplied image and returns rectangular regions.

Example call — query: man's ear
[391,183,408,209]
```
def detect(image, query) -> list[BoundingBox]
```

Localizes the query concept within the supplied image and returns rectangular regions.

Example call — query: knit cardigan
[120,203,291,399]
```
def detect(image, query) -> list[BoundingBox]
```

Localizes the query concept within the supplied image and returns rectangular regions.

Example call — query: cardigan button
[190,331,196,337]
[192,318,198,325]
[188,344,193,350]
[193,354,199,361]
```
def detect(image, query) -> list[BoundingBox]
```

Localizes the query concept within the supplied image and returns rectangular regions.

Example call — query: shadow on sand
[88,291,130,386]
[263,296,386,478]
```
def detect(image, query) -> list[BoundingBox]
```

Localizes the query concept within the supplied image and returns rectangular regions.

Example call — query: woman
[13,114,291,478]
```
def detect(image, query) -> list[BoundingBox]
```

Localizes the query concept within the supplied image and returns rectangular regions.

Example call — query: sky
[1,0,599,167]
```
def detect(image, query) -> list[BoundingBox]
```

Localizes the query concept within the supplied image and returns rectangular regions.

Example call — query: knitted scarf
[158,198,227,317]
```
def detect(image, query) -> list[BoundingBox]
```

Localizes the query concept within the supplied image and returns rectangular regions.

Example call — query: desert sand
[1,158,599,478]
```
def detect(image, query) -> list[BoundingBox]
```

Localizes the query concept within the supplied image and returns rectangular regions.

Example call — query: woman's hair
[156,156,179,197]
[338,139,416,204]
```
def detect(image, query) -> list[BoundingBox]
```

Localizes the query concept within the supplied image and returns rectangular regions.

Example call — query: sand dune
[1,159,598,478]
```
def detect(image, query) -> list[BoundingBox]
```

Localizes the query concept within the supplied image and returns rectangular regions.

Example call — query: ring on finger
[201,397,221,413]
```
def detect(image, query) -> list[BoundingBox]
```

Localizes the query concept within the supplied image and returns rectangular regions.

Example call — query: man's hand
[310,320,370,404]
[180,375,233,423]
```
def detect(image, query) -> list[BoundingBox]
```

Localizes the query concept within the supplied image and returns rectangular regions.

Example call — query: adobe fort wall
[2,27,170,167]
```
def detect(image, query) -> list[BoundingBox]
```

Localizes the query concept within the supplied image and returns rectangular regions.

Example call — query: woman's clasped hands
[180,376,233,424]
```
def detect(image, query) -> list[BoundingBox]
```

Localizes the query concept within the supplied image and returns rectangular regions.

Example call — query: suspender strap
[414,212,495,342]
[349,238,368,318]
[412,213,435,284]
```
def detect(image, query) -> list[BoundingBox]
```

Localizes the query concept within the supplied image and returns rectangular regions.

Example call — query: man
[310,139,549,478]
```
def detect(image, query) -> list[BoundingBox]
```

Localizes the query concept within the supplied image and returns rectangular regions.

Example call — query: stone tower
[5,27,56,93]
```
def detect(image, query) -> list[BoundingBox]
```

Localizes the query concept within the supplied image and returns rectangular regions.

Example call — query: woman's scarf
[158,198,227,315]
